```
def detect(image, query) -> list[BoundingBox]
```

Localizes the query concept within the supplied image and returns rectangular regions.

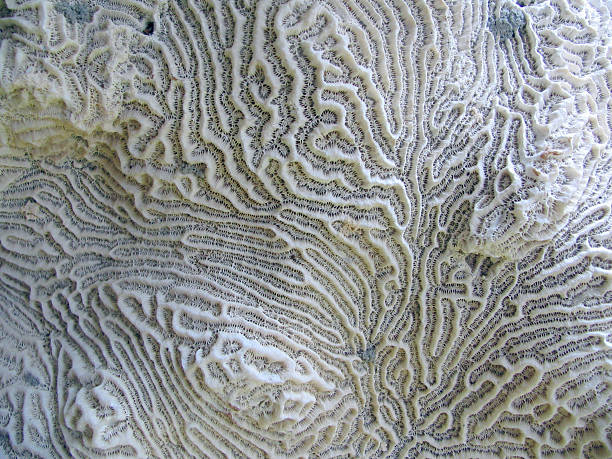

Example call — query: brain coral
[0,0,611,457]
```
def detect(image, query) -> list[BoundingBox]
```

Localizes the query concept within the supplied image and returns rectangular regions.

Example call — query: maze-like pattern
[0,0,611,457]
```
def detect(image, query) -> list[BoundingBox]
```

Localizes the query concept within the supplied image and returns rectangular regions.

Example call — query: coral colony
[0,0,611,457]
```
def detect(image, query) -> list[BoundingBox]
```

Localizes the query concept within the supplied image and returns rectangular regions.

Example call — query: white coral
[0,0,611,457]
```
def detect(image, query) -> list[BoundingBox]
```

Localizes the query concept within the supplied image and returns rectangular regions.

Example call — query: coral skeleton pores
[0,0,611,457]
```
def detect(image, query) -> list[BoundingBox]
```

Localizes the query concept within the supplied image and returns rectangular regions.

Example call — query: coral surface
[0,0,611,457]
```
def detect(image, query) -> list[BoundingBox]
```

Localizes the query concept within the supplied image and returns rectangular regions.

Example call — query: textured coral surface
[0,0,611,457]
